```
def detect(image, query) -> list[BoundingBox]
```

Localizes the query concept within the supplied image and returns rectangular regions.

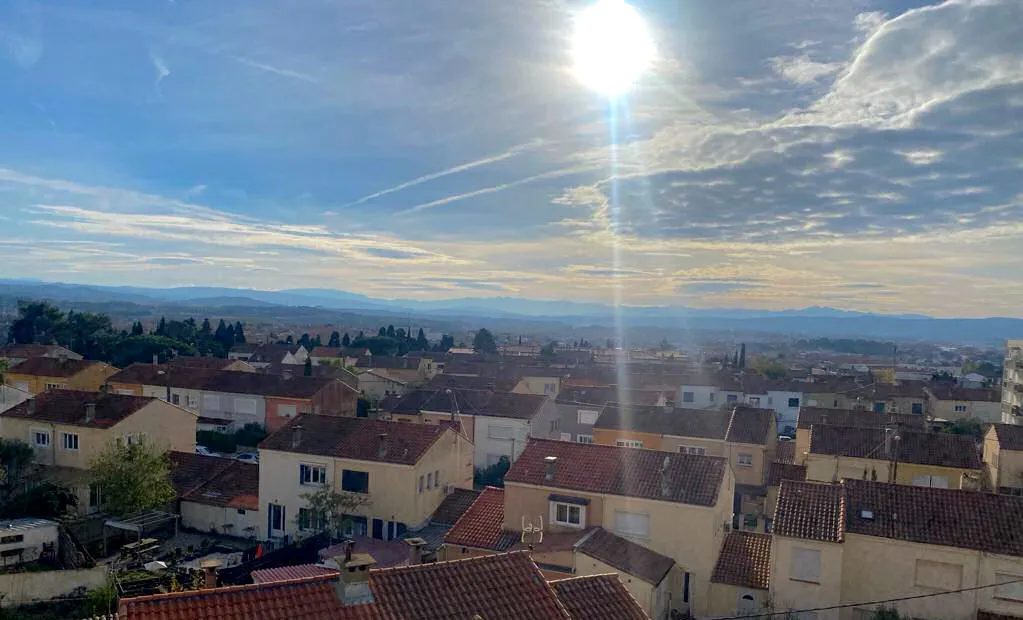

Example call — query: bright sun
[571,0,655,96]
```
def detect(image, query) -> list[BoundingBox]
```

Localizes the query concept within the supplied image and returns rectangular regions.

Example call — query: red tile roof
[443,487,517,551]
[109,363,349,399]
[576,528,675,585]
[595,404,730,439]
[711,531,772,590]
[726,407,776,445]
[429,488,481,526]
[169,452,260,511]
[776,441,795,464]
[362,551,572,619]
[550,574,650,620]
[1,390,158,429]
[773,480,846,543]
[809,425,982,469]
[166,357,250,371]
[118,574,346,619]
[260,415,448,465]
[251,564,339,584]
[797,406,926,431]
[9,356,110,378]
[768,462,807,487]
[927,385,1000,402]
[0,344,76,359]
[993,424,1023,451]
[504,438,727,507]
[390,388,547,420]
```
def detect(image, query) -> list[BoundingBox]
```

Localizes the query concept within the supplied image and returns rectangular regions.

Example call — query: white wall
[473,416,530,469]
[0,566,108,607]
[768,390,803,433]
[679,385,723,409]
[180,501,262,539]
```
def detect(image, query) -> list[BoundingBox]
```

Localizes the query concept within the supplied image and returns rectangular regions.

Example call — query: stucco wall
[805,454,979,489]
[770,537,845,620]
[576,551,661,617]
[473,416,529,469]
[707,582,770,618]
[593,428,663,449]
[0,565,108,607]
[180,501,262,538]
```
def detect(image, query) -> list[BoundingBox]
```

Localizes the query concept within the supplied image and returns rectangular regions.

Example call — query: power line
[708,577,1023,620]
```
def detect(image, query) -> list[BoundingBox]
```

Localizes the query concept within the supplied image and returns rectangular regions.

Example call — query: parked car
[235,452,259,464]
[196,445,216,456]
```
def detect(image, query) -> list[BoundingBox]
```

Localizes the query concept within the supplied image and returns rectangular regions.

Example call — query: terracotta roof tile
[927,385,1000,402]
[550,574,650,620]
[711,531,772,590]
[8,356,109,378]
[251,564,339,584]
[576,528,675,585]
[797,407,926,431]
[109,363,350,399]
[505,438,727,507]
[595,404,729,439]
[260,415,447,465]
[1,390,158,429]
[556,386,664,407]
[809,425,982,469]
[776,441,795,464]
[429,488,481,526]
[726,407,776,445]
[166,357,249,371]
[118,574,346,619]
[169,452,259,511]
[0,344,76,359]
[390,388,546,420]
[773,480,846,543]
[993,424,1023,451]
[768,462,807,487]
[443,487,517,551]
[365,551,572,619]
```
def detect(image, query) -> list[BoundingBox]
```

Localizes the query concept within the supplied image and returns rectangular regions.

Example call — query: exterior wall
[200,391,266,430]
[576,551,675,618]
[803,392,845,409]
[528,398,560,443]
[987,436,1023,490]
[0,565,108,607]
[513,376,561,397]
[770,536,845,620]
[890,395,926,416]
[659,435,726,457]
[310,381,358,417]
[551,401,603,443]
[391,411,477,443]
[0,386,30,414]
[592,428,663,450]
[136,383,202,413]
[180,501,262,538]
[358,372,407,401]
[6,363,117,395]
[265,396,315,434]
[707,583,770,618]
[725,441,771,487]
[975,552,1023,618]
[929,398,1002,423]
[503,482,607,534]
[795,428,811,465]
[768,390,803,434]
[472,416,530,469]
[1004,341,1023,423]
[678,384,724,409]
[804,454,981,489]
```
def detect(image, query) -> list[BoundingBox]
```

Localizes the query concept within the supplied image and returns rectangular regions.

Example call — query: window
[171,393,180,405]
[300,464,327,485]
[549,418,560,432]
[341,469,370,494]
[748,397,760,407]
[682,391,695,403]
[298,507,326,531]
[737,453,753,467]
[234,398,258,415]
[994,573,1023,601]
[187,394,199,409]
[203,394,220,409]
[679,445,707,455]
[32,429,50,448]
[616,439,643,448]
[544,383,556,395]
[237,508,246,515]
[914,559,962,590]
[768,396,774,406]
[911,402,923,415]
[614,510,650,538]
[833,399,839,407]
[577,409,599,425]
[0,534,24,545]
[577,434,594,444]
[790,547,821,583]
[709,392,716,402]
[427,472,433,489]
[550,502,584,528]
[435,470,440,488]
[560,432,572,441]
[726,394,738,403]
[912,475,948,488]
[419,475,424,492]
[279,404,298,418]
[954,404,968,413]
[89,484,102,510]
[488,425,514,440]
[788,397,800,408]
[873,402,886,414]
[61,432,79,451]
[44,382,66,390]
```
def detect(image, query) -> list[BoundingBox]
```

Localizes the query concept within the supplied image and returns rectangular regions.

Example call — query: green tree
[110,335,196,367]
[386,325,396,338]
[436,334,454,352]
[297,486,370,537]
[378,327,387,337]
[415,328,429,351]
[131,321,144,337]
[0,359,7,384]
[200,318,212,339]
[0,438,35,505]
[473,456,511,488]
[941,418,985,440]
[328,331,341,347]
[90,440,177,516]
[473,328,497,354]
[341,333,351,347]
[540,342,557,358]
[304,357,313,376]
[155,316,167,336]
[0,439,77,519]
[8,301,67,344]
[233,321,246,344]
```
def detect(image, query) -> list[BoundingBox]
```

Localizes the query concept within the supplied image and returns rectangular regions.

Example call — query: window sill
[789,578,821,585]
[552,521,585,529]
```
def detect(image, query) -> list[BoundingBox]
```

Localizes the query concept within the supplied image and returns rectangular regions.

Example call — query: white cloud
[769,53,842,85]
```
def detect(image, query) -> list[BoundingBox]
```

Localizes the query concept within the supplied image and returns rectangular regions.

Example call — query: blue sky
[1,0,1021,317]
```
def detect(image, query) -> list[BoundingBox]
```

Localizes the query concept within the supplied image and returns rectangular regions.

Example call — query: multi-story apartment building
[1003,340,1023,424]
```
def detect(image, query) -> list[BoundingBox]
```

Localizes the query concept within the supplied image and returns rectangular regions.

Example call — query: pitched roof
[550,574,650,620]
[0,390,158,429]
[773,480,846,543]
[927,385,1000,402]
[169,452,259,510]
[0,344,76,359]
[711,531,772,590]
[443,487,517,551]
[809,425,982,470]
[165,357,248,371]
[309,347,345,358]
[595,404,730,440]
[425,374,497,391]
[726,407,776,445]
[556,386,664,407]
[251,564,339,584]
[576,528,675,585]
[992,424,1023,451]
[118,574,346,619]
[797,406,926,431]
[259,415,447,465]
[356,356,417,370]
[768,462,807,487]
[390,388,547,420]
[8,357,109,378]
[776,441,795,464]
[505,438,727,507]
[429,488,481,526]
[362,551,572,619]
[108,364,349,398]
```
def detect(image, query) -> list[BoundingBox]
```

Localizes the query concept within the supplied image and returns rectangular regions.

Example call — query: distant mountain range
[1,279,1020,345]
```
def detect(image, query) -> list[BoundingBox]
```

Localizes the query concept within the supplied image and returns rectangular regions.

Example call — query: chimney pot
[343,539,354,563]
[543,456,557,481]
[291,424,303,449]
[378,433,388,457]
[85,403,96,423]
[199,559,221,589]
[404,537,427,565]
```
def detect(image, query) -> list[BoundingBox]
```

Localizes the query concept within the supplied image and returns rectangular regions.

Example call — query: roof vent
[543,456,557,482]
[291,424,303,449]
[84,403,96,424]
[860,509,874,521]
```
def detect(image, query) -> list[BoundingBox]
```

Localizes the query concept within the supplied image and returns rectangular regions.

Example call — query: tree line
[6,301,247,366]
[281,325,465,357]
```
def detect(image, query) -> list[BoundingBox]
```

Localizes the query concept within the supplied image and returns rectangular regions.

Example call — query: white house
[0,519,59,567]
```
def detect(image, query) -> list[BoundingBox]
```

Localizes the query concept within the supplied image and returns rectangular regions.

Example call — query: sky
[0,0,1021,317]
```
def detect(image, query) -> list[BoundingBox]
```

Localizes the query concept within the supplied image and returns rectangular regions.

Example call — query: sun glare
[571,0,655,97]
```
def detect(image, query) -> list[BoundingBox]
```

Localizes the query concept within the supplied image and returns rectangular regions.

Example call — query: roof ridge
[120,572,338,604]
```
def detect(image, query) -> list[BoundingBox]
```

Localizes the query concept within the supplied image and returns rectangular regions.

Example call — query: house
[228,343,308,369]
[766,461,807,531]
[804,425,984,489]
[0,518,59,568]
[169,452,261,538]
[498,437,735,617]
[0,384,30,414]
[358,369,407,401]
[552,387,671,444]
[1003,340,1023,423]
[771,479,1023,620]
[985,424,1023,494]
[355,356,430,385]
[4,357,117,395]
[388,388,557,468]
[0,390,196,514]
[708,530,772,617]
[0,344,81,366]
[165,356,256,372]
[925,385,1002,422]
[257,415,474,540]
[794,407,927,465]
[512,370,565,397]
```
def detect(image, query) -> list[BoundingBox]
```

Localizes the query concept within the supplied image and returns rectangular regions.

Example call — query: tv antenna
[521,515,544,546]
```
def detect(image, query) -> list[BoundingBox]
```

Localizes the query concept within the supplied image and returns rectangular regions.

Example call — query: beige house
[258,415,473,541]
[925,385,1002,423]
[794,407,926,465]
[708,531,772,617]
[985,424,1023,494]
[0,344,81,366]
[512,372,563,398]
[357,369,407,401]
[773,478,1023,620]
[4,357,117,395]
[0,390,197,514]
[500,437,735,617]
[169,452,261,537]
[804,425,984,489]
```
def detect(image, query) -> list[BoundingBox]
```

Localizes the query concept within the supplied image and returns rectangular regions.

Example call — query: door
[268,503,285,538]
[372,518,383,540]
[386,521,396,541]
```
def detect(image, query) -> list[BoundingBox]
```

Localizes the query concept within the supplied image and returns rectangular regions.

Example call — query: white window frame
[576,434,594,444]
[31,428,51,448]
[44,382,66,391]
[737,453,754,467]
[202,394,221,410]
[954,404,968,413]
[61,432,79,451]
[577,409,599,425]
[616,439,643,448]
[614,510,651,538]
[560,432,572,441]
[300,463,328,486]
[550,501,585,529]
[679,445,707,456]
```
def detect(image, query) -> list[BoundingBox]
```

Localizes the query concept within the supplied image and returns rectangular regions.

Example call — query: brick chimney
[291,424,303,449]
[404,537,427,565]
[84,403,96,424]
[543,456,557,482]
[200,559,221,589]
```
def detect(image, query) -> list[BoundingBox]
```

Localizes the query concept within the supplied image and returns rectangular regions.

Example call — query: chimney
[343,539,354,563]
[821,414,828,426]
[404,537,427,565]
[543,456,557,482]
[27,398,35,415]
[884,427,900,459]
[378,433,388,458]
[660,455,671,498]
[291,424,303,449]
[200,559,221,589]
[84,403,96,424]
[152,354,159,366]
